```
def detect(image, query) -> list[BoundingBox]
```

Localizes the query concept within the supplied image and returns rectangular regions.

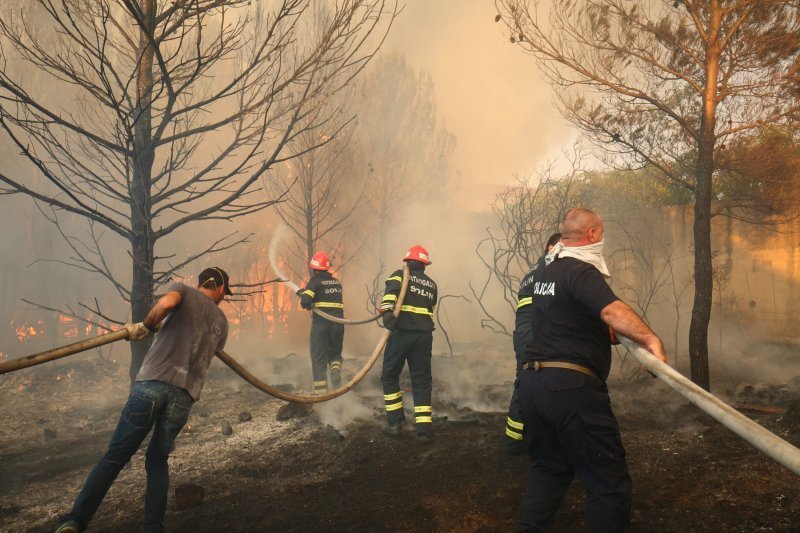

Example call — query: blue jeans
[63,380,194,532]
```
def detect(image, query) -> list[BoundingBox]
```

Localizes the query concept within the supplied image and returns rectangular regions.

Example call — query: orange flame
[14,320,44,342]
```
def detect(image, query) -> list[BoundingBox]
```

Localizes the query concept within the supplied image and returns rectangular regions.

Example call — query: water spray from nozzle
[268,224,300,293]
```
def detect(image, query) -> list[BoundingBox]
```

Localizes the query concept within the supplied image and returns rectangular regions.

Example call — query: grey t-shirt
[136,283,228,400]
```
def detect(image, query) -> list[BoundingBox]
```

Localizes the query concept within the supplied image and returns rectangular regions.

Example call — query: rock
[43,428,57,441]
[325,424,345,441]
[238,411,252,422]
[220,421,233,436]
[193,406,211,418]
[276,402,314,421]
[173,483,205,510]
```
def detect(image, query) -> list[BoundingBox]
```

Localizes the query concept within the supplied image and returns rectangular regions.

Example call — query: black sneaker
[54,520,81,533]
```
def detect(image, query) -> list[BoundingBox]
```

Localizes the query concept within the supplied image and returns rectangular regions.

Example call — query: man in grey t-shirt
[55,267,231,533]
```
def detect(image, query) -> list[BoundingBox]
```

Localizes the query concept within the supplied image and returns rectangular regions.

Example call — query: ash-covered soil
[1,348,799,532]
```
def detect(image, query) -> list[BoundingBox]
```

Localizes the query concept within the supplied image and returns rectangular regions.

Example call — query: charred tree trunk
[690,152,713,392]
[304,168,315,279]
[689,11,722,392]
[782,397,800,432]
[129,0,156,384]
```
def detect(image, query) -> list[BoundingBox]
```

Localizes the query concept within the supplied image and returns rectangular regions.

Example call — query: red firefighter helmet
[403,245,431,265]
[309,251,331,270]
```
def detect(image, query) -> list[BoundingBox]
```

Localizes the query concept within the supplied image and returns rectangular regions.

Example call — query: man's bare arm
[142,291,183,331]
[600,300,668,364]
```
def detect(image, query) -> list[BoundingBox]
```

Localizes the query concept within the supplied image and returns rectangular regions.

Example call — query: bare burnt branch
[468,279,510,337]
[154,231,254,288]
[20,298,121,332]
[435,294,471,357]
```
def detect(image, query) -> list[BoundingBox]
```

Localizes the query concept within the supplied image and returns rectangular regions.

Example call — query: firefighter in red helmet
[379,245,438,443]
[297,251,345,393]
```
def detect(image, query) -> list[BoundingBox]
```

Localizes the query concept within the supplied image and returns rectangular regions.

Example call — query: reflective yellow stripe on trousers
[384,391,404,412]
[414,405,432,424]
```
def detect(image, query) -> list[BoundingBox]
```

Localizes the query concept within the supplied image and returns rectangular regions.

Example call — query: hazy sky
[383,1,575,210]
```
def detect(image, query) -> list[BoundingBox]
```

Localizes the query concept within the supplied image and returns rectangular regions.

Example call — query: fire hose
[0,265,409,405]
[618,335,800,476]
[311,308,380,325]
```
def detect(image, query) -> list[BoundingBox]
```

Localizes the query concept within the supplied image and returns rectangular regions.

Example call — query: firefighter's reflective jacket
[380,267,437,332]
[299,271,344,321]
[513,255,547,356]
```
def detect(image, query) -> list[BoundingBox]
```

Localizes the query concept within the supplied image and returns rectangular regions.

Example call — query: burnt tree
[497,0,800,390]
[0,0,397,381]
[471,145,587,335]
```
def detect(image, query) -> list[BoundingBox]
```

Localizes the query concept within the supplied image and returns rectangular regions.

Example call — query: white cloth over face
[545,241,611,279]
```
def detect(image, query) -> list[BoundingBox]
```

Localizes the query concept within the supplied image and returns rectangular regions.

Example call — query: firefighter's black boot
[330,360,342,389]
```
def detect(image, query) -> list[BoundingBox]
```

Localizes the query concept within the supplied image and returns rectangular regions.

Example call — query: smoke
[268,223,300,293]
[432,349,515,413]
[315,392,376,433]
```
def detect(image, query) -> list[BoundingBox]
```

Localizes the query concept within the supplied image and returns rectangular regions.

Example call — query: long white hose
[619,335,800,475]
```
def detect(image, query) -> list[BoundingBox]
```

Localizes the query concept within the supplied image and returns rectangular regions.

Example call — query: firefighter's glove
[382,312,397,331]
[125,322,153,341]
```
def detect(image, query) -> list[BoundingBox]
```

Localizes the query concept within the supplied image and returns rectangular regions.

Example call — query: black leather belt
[522,360,598,380]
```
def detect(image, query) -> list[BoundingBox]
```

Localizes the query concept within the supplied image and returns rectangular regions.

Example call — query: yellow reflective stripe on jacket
[517,297,532,309]
[414,406,432,413]
[506,416,524,430]
[387,276,402,282]
[382,294,398,302]
[400,304,433,316]
[385,401,404,411]
[314,302,344,308]
[302,289,315,298]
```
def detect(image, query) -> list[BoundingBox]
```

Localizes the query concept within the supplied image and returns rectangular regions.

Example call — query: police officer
[379,245,438,443]
[516,208,667,532]
[298,251,345,393]
[505,232,561,453]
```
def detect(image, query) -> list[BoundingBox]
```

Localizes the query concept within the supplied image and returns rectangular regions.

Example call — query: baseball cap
[199,266,232,295]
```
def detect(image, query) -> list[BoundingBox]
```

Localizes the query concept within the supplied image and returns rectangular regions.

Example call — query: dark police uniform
[379,265,437,435]
[506,255,547,446]
[517,256,630,532]
[299,270,345,392]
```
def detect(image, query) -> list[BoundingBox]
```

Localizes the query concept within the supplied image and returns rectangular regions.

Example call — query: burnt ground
[1,349,799,533]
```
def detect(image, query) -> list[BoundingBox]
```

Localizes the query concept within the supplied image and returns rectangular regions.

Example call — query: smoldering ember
[1,2,800,533]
